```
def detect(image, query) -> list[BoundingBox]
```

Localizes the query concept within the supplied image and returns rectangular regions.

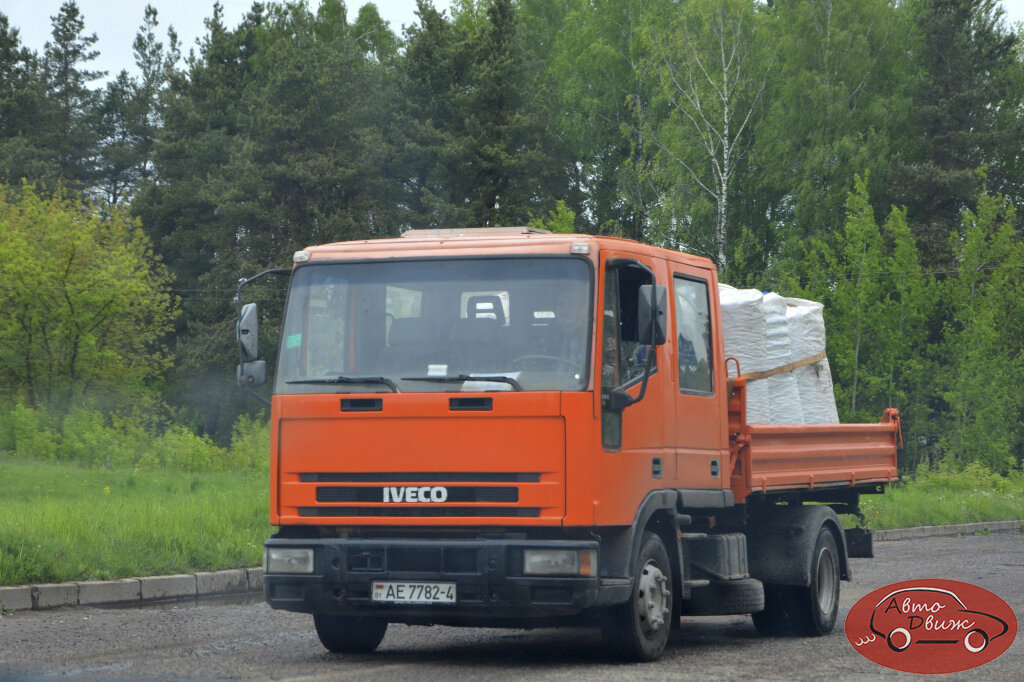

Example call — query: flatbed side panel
[732,420,899,501]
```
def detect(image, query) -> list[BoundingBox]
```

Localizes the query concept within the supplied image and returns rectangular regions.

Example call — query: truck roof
[301,227,716,270]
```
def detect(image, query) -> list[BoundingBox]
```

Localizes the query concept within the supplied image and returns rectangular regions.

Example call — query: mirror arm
[244,387,271,407]
[608,339,658,413]
[631,337,658,404]
[234,267,292,316]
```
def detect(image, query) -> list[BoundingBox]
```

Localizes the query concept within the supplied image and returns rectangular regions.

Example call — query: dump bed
[727,377,900,502]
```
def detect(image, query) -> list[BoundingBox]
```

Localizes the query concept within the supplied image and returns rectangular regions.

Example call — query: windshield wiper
[286,375,399,393]
[401,374,523,391]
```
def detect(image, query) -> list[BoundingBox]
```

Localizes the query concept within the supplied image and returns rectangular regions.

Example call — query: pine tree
[0,14,58,186]
[896,0,1019,269]
[42,0,104,191]
[399,0,469,227]
[453,0,549,226]
[825,175,890,420]
[95,6,178,207]
[940,188,1024,471]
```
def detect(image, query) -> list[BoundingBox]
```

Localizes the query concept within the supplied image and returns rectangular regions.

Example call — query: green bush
[144,426,226,472]
[227,413,270,472]
[0,404,60,460]
[0,405,266,473]
[58,408,148,468]
[908,460,1013,493]
[858,461,1024,529]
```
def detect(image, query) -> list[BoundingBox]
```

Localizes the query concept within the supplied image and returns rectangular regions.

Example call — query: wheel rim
[637,559,671,635]
[816,546,836,616]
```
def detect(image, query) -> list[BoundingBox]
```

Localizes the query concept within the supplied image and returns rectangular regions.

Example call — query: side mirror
[638,284,667,345]
[237,302,259,362]
[237,360,266,387]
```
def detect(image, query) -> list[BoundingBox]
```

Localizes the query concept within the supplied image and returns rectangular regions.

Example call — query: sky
[3,0,1024,85]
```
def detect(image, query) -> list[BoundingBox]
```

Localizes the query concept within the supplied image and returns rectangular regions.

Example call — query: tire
[684,578,765,616]
[789,526,840,636]
[313,614,388,654]
[752,584,794,636]
[603,531,674,661]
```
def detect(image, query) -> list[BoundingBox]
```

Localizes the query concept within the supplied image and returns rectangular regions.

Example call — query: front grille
[300,472,540,483]
[316,486,518,503]
[299,506,540,517]
[346,547,480,573]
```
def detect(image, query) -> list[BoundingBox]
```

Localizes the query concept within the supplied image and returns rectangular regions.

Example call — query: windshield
[275,257,593,394]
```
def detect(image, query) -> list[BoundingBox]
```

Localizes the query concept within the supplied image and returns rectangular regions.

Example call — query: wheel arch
[598,490,678,579]
[747,503,850,586]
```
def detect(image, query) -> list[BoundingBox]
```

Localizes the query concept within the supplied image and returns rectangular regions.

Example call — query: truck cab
[237,228,900,660]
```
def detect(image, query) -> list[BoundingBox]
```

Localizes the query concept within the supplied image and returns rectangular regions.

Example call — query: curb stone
[33,583,79,609]
[140,574,197,601]
[0,585,33,612]
[1,568,263,613]
[873,519,1022,541]
[1,519,1021,613]
[197,569,248,596]
[78,578,142,606]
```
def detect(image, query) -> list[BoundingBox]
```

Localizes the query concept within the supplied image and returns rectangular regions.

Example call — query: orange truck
[235,228,900,661]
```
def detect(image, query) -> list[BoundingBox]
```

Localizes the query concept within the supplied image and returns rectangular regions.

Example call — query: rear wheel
[789,526,840,636]
[313,614,388,654]
[604,532,673,661]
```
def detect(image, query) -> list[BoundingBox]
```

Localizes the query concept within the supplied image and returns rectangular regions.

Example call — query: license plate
[371,581,456,604]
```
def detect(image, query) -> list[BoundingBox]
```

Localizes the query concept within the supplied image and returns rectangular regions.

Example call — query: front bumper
[263,537,603,624]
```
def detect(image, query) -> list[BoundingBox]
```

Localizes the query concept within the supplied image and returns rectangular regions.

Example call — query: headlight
[265,547,315,574]
[523,549,596,576]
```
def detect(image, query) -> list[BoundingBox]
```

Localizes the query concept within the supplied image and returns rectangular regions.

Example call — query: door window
[674,276,713,394]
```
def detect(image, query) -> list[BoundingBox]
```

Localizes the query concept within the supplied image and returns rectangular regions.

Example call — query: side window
[601,263,656,450]
[674,276,713,394]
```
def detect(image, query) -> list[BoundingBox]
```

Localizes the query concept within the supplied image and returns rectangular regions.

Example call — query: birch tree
[647,0,773,273]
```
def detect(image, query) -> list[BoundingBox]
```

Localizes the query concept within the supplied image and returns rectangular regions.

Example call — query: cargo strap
[740,351,827,383]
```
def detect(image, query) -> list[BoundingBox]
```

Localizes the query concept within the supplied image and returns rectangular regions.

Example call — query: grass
[853,462,1024,529]
[0,458,270,586]
[1,455,1021,587]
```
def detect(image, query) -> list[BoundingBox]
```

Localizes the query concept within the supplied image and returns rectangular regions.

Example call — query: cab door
[593,251,674,526]
[670,267,725,490]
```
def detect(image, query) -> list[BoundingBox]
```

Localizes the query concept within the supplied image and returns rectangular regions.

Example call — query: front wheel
[313,614,387,654]
[790,526,840,636]
[603,531,674,661]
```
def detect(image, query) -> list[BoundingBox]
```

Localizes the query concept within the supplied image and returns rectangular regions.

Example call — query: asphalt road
[1,533,1021,681]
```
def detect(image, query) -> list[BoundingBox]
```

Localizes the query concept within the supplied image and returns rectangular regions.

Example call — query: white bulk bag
[718,285,839,424]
